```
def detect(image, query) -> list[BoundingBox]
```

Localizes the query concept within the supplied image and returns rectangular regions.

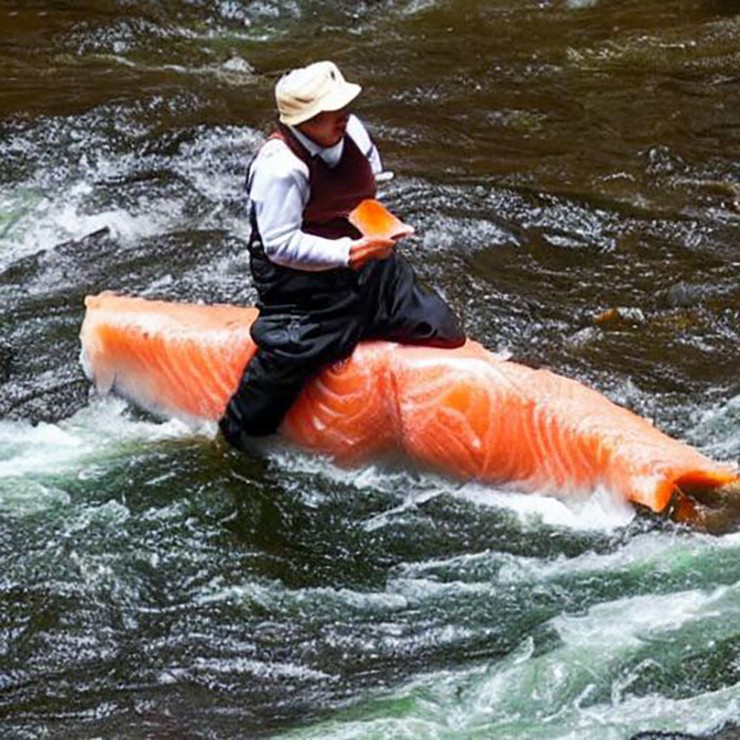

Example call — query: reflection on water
[0,0,738,737]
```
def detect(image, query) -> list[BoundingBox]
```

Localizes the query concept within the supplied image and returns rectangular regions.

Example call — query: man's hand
[348,235,396,270]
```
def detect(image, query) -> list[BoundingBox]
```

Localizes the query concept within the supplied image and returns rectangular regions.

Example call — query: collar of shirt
[288,125,345,168]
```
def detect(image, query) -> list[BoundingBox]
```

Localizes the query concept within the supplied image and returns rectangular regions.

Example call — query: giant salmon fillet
[80,292,739,529]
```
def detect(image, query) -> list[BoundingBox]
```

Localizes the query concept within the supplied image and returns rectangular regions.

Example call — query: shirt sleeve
[346,115,383,176]
[248,140,352,271]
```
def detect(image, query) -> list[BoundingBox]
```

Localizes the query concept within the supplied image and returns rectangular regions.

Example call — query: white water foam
[454,481,636,531]
[0,115,258,271]
[1,167,178,272]
[685,393,740,462]
[268,444,636,534]
[0,397,200,516]
[277,582,740,740]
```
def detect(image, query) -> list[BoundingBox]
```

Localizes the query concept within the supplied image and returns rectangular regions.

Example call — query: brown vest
[270,123,377,239]
[246,123,378,312]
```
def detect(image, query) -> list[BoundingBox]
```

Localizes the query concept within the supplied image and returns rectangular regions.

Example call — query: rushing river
[1,1,739,738]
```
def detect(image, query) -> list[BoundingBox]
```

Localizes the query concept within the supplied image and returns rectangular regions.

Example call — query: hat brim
[280,82,362,126]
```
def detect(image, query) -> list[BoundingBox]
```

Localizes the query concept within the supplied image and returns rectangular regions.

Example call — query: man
[219,60,465,449]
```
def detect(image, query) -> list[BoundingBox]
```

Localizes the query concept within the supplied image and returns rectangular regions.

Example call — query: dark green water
[1,1,739,737]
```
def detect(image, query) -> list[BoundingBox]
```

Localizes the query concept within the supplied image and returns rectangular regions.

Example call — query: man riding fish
[77,61,740,534]
[219,60,466,448]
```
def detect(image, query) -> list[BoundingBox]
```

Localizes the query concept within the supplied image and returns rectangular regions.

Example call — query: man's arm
[346,115,383,176]
[248,140,352,271]
[248,121,393,271]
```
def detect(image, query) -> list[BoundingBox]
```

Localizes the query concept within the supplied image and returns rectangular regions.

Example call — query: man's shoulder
[346,115,379,163]
[252,136,308,179]
[346,114,371,144]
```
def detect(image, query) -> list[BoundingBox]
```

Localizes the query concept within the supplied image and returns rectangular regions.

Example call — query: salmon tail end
[664,473,740,535]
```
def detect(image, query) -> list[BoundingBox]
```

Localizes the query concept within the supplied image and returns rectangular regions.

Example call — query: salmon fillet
[348,199,415,240]
[80,292,739,518]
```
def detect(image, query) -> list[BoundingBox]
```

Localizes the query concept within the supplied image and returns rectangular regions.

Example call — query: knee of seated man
[430,332,466,349]
[434,315,467,347]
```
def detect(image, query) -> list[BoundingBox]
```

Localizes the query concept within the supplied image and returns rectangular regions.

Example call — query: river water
[1,1,739,738]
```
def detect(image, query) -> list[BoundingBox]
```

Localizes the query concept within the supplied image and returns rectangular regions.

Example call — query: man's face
[298,106,351,147]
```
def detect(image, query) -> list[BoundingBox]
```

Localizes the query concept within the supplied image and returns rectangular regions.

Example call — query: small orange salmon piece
[348,199,415,240]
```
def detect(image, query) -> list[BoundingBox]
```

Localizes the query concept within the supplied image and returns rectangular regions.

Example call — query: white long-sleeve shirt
[246,115,383,271]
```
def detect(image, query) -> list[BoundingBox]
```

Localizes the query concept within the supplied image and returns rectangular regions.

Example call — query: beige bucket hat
[275,61,362,126]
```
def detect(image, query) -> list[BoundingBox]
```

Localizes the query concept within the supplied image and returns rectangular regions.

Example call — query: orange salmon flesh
[348,199,415,240]
[79,292,739,517]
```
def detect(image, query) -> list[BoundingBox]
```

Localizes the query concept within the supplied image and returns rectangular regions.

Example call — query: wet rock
[665,281,708,308]
[643,145,688,177]
[566,326,599,348]
[593,306,647,326]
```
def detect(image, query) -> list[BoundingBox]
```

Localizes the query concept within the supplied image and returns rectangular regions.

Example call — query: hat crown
[280,61,342,102]
[275,61,361,126]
